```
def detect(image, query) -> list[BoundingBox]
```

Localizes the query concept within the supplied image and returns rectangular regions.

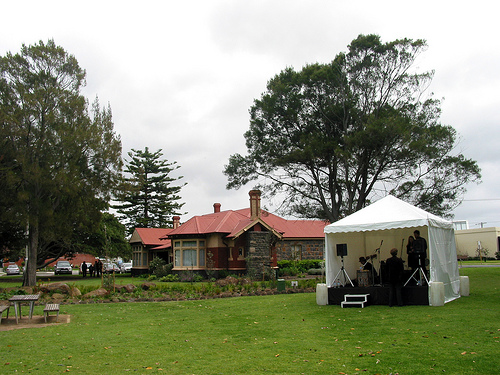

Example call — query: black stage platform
[328,284,429,306]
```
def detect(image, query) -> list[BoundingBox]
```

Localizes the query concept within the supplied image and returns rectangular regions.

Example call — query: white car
[6,264,20,275]
[54,260,73,275]
[120,262,132,273]
[103,263,120,273]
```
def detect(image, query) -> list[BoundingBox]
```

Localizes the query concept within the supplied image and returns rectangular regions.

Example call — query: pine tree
[115,148,186,233]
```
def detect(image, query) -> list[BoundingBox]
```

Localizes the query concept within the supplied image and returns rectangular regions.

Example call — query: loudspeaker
[336,243,348,257]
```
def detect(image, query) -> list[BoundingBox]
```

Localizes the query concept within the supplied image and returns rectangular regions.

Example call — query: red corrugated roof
[133,228,173,247]
[168,208,327,239]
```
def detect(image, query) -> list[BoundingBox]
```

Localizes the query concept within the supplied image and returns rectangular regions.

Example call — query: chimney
[214,203,221,213]
[173,216,180,229]
[249,190,261,220]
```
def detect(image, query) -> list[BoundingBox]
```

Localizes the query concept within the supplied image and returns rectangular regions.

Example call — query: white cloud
[2,0,498,225]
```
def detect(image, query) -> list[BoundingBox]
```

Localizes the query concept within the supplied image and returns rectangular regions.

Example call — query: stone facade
[246,231,276,279]
[277,239,324,261]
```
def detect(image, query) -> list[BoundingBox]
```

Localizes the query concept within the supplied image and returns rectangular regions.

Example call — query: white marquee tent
[324,195,460,304]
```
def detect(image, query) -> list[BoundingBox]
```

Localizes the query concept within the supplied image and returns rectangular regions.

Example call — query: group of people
[357,230,428,307]
[81,260,103,278]
[406,229,428,275]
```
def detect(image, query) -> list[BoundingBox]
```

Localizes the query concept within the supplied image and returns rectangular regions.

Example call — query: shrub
[159,274,180,282]
[149,257,173,278]
[193,274,204,282]
[307,268,324,275]
[277,259,323,274]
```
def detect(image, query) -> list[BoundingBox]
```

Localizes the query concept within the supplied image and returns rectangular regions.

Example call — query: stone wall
[277,239,324,261]
[246,231,273,279]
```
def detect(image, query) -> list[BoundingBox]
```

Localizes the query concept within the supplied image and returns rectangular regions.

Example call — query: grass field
[1,267,499,374]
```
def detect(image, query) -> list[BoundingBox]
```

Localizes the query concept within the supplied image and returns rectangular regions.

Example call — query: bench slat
[43,304,60,323]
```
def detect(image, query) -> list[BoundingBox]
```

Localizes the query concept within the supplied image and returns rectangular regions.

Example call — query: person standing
[82,261,87,278]
[413,230,428,276]
[386,248,404,307]
[406,235,418,272]
[94,260,100,277]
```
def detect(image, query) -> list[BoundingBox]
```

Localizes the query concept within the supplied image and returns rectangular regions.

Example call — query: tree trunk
[23,219,39,287]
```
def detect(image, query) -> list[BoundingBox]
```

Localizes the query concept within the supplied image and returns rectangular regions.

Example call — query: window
[199,249,205,267]
[291,244,302,261]
[133,245,148,267]
[173,239,206,269]
[183,249,197,266]
[237,247,245,260]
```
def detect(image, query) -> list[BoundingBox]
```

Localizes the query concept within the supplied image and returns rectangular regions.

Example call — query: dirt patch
[0,314,70,331]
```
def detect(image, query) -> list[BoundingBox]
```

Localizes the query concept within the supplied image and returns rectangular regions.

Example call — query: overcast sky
[2,1,499,228]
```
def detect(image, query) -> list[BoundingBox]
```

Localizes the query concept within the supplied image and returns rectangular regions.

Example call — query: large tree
[224,35,481,222]
[115,147,186,233]
[0,40,122,285]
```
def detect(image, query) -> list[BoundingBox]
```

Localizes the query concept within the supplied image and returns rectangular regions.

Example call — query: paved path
[459,264,500,267]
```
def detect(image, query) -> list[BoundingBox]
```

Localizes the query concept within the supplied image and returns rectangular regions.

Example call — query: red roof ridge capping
[213,210,239,233]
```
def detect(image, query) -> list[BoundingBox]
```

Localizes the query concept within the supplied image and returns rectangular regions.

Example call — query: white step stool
[341,294,370,308]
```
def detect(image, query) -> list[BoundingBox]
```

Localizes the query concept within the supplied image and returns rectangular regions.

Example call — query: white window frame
[291,244,302,261]
[173,239,206,269]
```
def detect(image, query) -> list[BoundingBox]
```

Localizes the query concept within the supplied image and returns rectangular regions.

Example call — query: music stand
[334,244,354,287]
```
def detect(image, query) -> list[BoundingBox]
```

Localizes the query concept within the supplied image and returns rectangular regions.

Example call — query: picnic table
[8,294,41,324]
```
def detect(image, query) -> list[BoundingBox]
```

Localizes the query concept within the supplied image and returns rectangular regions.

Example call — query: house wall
[228,235,247,271]
[207,233,227,248]
[246,231,276,279]
[277,239,324,261]
[455,227,500,258]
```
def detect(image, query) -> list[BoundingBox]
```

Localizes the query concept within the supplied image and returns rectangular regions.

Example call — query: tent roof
[324,195,452,234]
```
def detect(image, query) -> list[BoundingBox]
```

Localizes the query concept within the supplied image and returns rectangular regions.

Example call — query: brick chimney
[213,203,221,213]
[173,216,180,229]
[249,190,261,220]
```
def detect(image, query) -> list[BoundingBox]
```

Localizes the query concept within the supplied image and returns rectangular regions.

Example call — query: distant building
[455,227,500,258]
[130,190,327,277]
[453,220,469,231]
[129,228,175,275]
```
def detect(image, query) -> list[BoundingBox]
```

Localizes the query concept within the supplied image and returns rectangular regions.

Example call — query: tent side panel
[429,226,460,303]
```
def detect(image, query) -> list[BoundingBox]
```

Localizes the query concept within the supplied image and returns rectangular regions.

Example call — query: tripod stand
[404,255,429,286]
[333,255,354,287]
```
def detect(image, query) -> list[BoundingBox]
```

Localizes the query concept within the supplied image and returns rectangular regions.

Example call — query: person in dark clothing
[94,260,100,277]
[386,248,404,307]
[359,256,378,285]
[359,257,373,272]
[89,263,94,277]
[413,230,428,276]
[406,235,418,271]
[82,261,87,278]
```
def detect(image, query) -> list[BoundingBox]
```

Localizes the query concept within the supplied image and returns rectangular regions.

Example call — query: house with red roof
[130,190,327,278]
[129,227,174,275]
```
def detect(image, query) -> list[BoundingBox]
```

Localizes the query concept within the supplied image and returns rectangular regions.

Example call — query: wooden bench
[43,304,60,323]
[0,305,10,324]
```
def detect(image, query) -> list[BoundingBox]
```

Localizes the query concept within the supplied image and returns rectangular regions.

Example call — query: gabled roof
[324,195,452,234]
[130,228,173,249]
[168,208,327,239]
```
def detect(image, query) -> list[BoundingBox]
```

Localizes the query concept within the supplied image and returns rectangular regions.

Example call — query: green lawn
[1,268,499,374]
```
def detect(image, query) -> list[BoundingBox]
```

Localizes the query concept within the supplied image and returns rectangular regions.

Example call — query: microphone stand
[375,240,383,286]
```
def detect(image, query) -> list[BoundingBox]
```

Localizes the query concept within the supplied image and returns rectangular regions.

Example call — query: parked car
[120,262,132,273]
[54,260,73,275]
[6,264,20,275]
[103,262,120,273]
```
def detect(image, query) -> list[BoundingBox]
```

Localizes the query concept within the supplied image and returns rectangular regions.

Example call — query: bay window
[174,239,206,269]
